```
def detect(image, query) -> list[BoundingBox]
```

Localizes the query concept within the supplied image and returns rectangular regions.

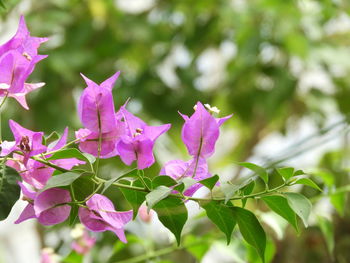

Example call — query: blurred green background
[1,0,350,262]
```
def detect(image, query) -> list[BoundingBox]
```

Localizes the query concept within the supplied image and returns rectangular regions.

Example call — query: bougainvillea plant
[0,17,319,263]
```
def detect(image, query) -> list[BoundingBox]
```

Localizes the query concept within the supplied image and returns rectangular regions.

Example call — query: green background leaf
[0,166,21,221]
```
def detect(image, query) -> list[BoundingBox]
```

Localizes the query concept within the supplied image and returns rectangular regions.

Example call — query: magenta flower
[5,127,84,189]
[0,120,46,162]
[79,194,132,243]
[78,72,120,133]
[180,102,232,159]
[116,106,171,169]
[76,72,124,158]
[0,16,48,109]
[160,102,231,196]
[160,157,211,196]
[15,182,71,226]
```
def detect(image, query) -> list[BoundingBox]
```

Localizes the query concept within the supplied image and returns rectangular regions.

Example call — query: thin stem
[0,152,289,202]
[95,111,103,177]
[137,170,150,191]
[0,94,8,143]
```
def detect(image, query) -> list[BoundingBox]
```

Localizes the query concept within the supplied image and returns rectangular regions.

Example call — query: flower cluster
[0,16,47,109]
[75,72,171,169]
[0,16,231,246]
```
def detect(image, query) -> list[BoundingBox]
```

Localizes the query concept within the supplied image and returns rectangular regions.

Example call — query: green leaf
[47,148,95,165]
[68,204,79,226]
[152,176,177,189]
[330,192,346,216]
[146,186,172,211]
[200,201,236,244]
[82,153,96,164]
[232,207,266,262]
[120,179,147,219]
[199,174,219,190]
[101,169,138,194]
[261,195,299,232]
[221,177,254,203]
[276,167,294,181]
[70,175,96,201]
[247,237,276,263]
[317,216,334,256]
[284,192,312,227]
[40,172,82,192]
[293,178,322,191]
[0,166,21,221]
[0,1,5,9]
[153,197,188,245]
[242,180,255,207]
[45,131,60,147]
[174,177,197,193]
[238,162,268,184]
[294,170,305,176]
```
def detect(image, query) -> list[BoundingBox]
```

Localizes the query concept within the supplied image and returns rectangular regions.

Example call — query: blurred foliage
[1,0,350,262]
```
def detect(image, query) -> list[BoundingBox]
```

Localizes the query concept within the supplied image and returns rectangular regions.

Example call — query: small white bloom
[204,104,220,114]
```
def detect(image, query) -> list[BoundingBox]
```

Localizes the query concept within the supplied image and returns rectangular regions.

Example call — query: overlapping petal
[34,188,71,226]
[79,194,132,243]
[160,157,211,196]
[15,183,71,226]
[117,106,171,169]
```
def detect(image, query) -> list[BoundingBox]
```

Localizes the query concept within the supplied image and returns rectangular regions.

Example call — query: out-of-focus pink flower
[79,194,132,243]
[116,106,171,169]
[138,205,153,223]
[40,248,59,263]
[71,224,96,254]
[0,16,48,109]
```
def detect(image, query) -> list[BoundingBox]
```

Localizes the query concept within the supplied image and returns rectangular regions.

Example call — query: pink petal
[14,203,36,224]
[48,127,68,152]
[100,71,120,91]
[117,138,137,166]
[18,181,36,200]
[79,207,109,232]
[34,188,71,225]
[134,139,155,170]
